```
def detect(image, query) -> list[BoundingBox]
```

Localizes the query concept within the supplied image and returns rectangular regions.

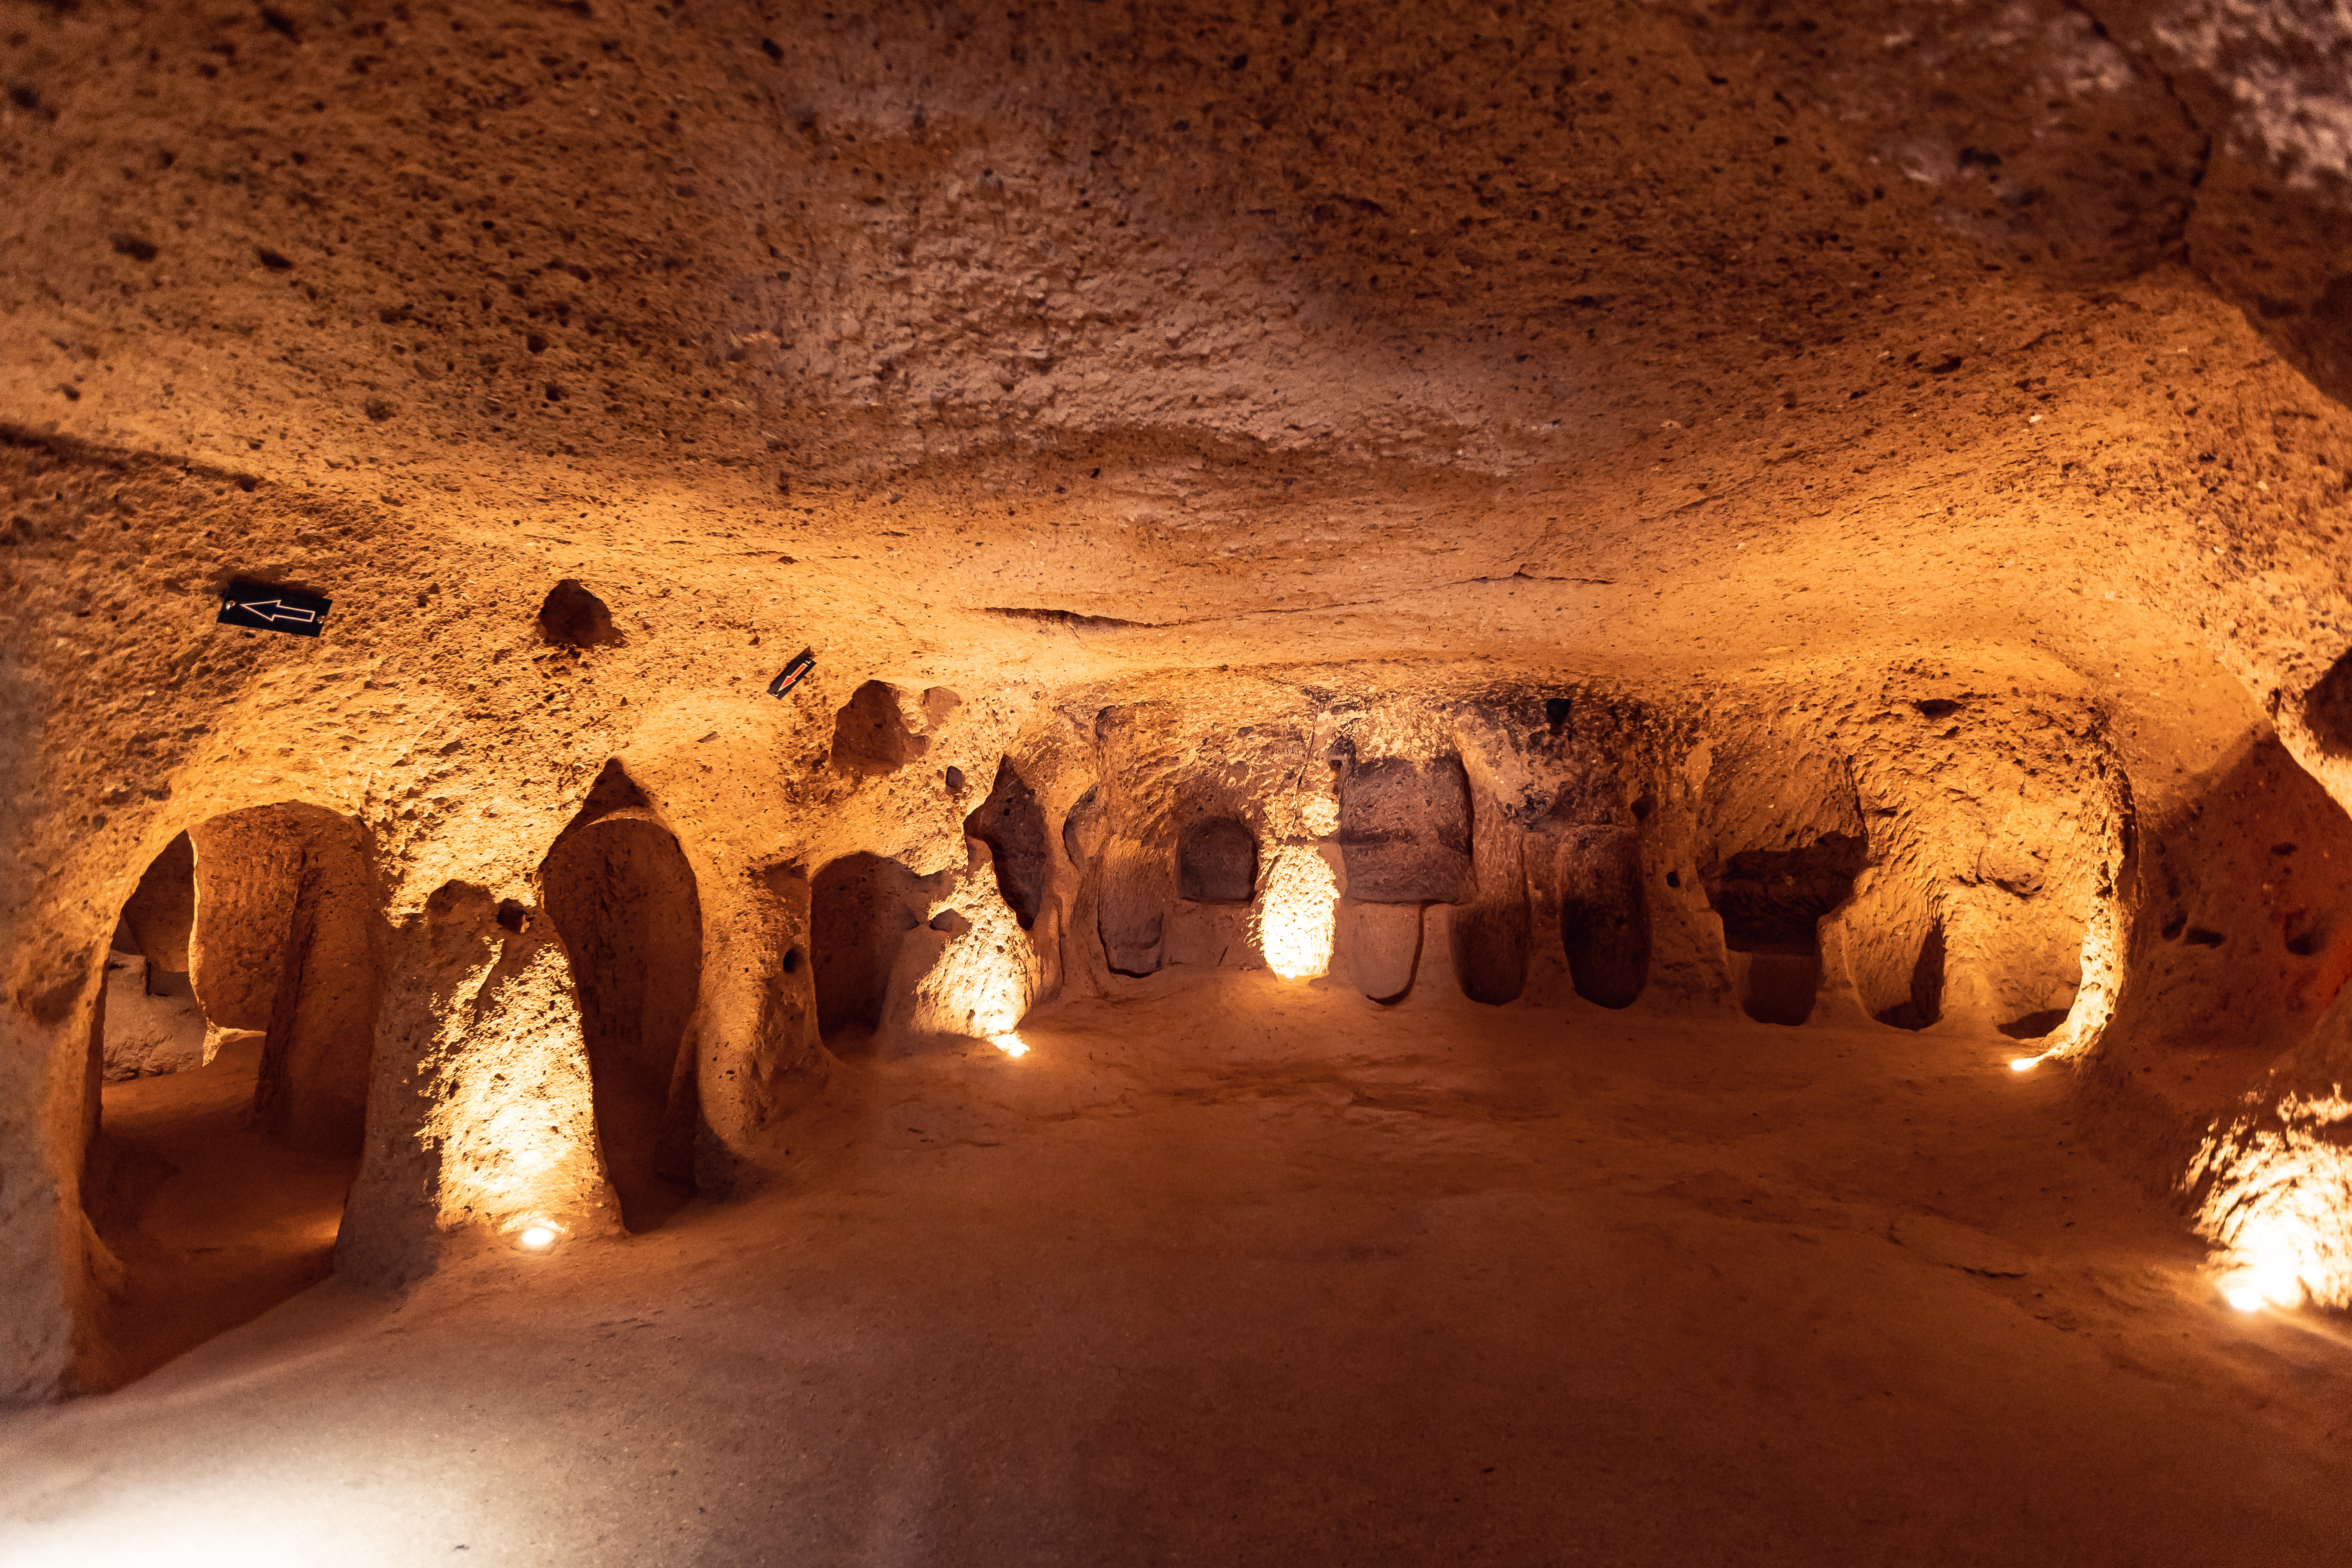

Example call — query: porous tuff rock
[340,882,621,1288]
[1338,756,1476,905]
[95,955,205,1083]
[542,808,704,1229]
[113,834,193,977]
[1338,900,1425,1004]
[0,646,2303,1395]
[8,0,2352,1399]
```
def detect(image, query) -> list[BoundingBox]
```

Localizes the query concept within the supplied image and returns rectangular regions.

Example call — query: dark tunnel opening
[1706,833,1867,1026]
[82,805,383,1390]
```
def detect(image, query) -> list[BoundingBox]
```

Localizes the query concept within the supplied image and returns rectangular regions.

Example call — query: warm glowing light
[912,861,1040,1040]
[2187,1091,2352,1309]
[2009,1056,2038,1072]
[1298,796,1340,837]
[991,1032,1029,1058]
[1254,843,1338,980]
[518,1223,557,1250]
[2255,1265,2302,1307]
[2038,839,2125,1065]
[431,940,612,1240]
[2218,1258,2303,1313]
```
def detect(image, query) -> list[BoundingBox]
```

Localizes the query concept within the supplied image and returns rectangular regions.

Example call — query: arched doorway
[1559,825,1651,1011]
[809,852,934,1049]
[541,790,704,1234]
[82,803,384,1388]
[1703,834,1868,1026]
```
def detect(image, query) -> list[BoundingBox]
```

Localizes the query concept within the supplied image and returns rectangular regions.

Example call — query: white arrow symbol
[235,598,319,625]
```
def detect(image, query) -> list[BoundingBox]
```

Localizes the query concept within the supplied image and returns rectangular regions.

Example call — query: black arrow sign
[218,581,331,637]
[767,649,816,698]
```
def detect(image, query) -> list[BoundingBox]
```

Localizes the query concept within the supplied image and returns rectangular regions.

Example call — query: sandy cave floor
[8,974,2352,1567]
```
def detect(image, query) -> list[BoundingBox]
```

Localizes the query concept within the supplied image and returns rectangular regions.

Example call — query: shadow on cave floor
[610,1172,695,1235]
[12,974,2352,1565]
[81,1037,357,1391]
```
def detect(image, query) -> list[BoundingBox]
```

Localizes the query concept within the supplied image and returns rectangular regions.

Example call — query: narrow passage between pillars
[81,803,383,1391]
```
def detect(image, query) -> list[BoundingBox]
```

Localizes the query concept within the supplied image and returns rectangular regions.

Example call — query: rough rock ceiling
[6,2,2346,638]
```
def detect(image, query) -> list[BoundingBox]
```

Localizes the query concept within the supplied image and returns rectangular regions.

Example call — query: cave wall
[2102,733,2352,1118]
[245,806,386,1154]
[114,833,193,978]
[542,808,705,1231]
[868,668,2140,1046]
[5,0,2352,1399]
[690,856,824,1185]
[185,809,307,1033]
[339,881,622,1286]
[0,632,2322,1401]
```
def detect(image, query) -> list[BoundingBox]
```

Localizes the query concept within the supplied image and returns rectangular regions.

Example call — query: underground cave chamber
[15,652,2352,1562]
[17,0,2352,1558]
[37,657,2352,1418]
[46,652,2352,1418]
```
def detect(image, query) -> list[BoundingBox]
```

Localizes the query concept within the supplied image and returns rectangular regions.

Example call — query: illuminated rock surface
[5,0,2352,1560]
